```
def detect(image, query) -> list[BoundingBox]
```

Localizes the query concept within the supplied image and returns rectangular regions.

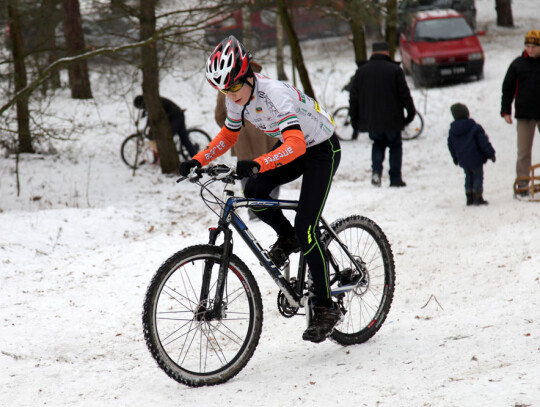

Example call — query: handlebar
[177,164,238,183]
[177,164,260,184]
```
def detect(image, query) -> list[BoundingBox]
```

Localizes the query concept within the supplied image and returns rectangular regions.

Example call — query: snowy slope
[1,0,539,406]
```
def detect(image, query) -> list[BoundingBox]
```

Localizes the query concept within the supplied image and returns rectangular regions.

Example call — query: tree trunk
[241,5,252,50]
[276,0,315,99]
[139,0,178,174]
[385,0,398,60]
[350,19,367,64]
[275,13,288,81]
[41,0,61,90]
[62,0,93,99]
[495,0,514,27]
[8,0,34,153]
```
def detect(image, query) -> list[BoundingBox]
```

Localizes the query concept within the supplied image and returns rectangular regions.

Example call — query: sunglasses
[220,82,244,94]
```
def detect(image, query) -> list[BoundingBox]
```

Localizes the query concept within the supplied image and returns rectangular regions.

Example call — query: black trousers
[170,116,197,157]
[369,131,403,183]
[244,134,341,300]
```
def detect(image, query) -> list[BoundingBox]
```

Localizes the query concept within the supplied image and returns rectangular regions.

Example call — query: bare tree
[495,0,513,27]
[276,0,315,99]
[7,0,34,153]
[384,0,398,59]
[342,0,368,64]
[275,13,288,81]
[242,4,253,50]
[140,0,178,174]
[316,0,384,64]
[38,0,62,91]
[62,0,93,99]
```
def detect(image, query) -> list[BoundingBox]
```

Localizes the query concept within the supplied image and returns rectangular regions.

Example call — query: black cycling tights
[244,134,341,301]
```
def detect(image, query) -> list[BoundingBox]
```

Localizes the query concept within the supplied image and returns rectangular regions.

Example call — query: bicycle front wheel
[324,215,395,345]
[175,128,212,161]
[402,111,424,140]
[121,134,156,169]
[142,245,263,387]
[332,106,355,141]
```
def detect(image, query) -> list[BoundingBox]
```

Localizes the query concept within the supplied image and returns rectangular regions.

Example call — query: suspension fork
[197,225,234,320]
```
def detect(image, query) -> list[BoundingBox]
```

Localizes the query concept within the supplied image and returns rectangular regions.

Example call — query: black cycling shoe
[302,304,342,343]
[390,179,407,187]
[269,235,300,268]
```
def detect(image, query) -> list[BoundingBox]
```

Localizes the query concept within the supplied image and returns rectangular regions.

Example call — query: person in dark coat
[448,103,496,206]
[349,41,416,187]
[500,29,540,196]
[133,95,198,157]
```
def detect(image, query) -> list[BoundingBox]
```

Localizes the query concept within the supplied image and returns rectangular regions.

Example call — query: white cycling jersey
[224,73,335,148]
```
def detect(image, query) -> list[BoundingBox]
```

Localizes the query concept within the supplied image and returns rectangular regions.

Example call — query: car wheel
[412,63,423,88]
[477,70,484,81]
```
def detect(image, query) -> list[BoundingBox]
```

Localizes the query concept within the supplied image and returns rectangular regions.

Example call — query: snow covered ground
[1,0,539,406]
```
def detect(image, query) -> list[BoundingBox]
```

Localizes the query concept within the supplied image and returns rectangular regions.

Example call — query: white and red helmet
[205,36,252,90]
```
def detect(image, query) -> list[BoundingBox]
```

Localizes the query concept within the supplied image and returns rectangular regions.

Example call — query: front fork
[197,225,233,321]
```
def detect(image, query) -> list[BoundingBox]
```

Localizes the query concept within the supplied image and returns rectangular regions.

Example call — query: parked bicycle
[142,164,396,387]
[120,109,211,169]
[332,105,424,141]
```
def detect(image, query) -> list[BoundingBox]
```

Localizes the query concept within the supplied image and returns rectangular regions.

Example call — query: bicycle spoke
[143,246,263,385]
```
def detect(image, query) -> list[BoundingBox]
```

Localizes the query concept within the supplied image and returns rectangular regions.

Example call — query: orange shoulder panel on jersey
[254,128,306,172]
[192,126,239,166]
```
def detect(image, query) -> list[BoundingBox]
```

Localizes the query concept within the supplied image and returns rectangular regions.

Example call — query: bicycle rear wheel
[332,106,356,141]
[120,134,156,169]
[402,111,424,140]
[175,128,212,161]
[142,245,263,387]
[323,215,395,345]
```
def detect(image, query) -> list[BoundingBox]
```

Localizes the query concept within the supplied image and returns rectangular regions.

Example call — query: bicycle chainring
[277,290,299,318]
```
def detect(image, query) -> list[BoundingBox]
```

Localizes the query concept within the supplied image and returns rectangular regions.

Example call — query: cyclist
[179,35,342,343]
[133,95,198,157]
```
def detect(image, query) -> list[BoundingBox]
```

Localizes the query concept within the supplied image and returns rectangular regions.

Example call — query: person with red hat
[501,30,540,197]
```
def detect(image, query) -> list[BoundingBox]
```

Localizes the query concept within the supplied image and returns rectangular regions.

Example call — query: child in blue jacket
[448,103,496,205]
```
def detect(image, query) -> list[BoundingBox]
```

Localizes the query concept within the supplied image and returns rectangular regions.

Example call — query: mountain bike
[332,105,424,141]
[120,110,211,169]
[142,164,396,387]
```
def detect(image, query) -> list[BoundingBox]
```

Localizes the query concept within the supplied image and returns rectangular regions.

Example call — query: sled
[513,163,540,201]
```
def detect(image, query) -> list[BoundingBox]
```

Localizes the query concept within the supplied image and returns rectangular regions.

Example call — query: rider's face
[225,77,253,106]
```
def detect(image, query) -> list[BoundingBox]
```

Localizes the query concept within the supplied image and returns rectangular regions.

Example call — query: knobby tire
[142,245,263,387]
[322,215,395,345]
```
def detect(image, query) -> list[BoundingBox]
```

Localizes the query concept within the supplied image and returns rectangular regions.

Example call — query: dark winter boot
[473,193,488,206]
[269,235,300,268]
[466,191,474,206]
[371,172,381,187]
[302,303,342,343]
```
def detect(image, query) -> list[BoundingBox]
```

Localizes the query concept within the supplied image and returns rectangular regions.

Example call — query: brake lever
[215,168,234,180]
[176,167,202,183]
[188,168,202,183]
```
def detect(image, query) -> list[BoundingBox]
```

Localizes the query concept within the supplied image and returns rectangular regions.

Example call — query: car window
[413,17,473,41]
[431,0,452,7]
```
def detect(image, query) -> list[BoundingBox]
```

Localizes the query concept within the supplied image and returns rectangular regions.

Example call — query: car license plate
[440,66,466,76]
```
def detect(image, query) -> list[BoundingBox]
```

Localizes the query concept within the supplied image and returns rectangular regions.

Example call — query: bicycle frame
[199,177,367,319]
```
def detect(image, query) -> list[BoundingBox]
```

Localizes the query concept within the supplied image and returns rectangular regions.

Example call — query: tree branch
[0,36,158,117]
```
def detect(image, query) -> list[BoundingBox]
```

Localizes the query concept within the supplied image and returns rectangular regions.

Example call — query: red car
[204,6,349,51]
[399,9,484,87]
